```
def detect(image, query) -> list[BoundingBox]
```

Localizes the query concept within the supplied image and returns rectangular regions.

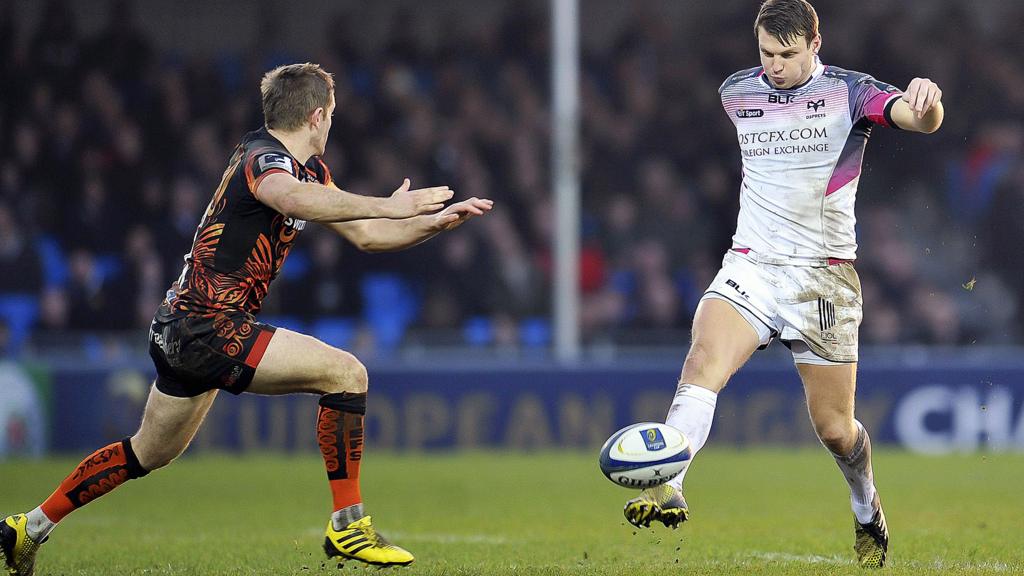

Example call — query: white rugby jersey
[719,60,902,264]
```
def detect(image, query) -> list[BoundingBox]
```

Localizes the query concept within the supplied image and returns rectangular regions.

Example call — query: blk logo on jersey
[768,93,795,104]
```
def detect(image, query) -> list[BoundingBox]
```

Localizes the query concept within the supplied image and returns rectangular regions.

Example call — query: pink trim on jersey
[863,92,901,127]
[732,248,851,266]
[825,162,860,196]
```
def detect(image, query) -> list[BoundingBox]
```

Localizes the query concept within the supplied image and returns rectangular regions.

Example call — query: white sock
[25,507,56,542]
[330,503,365,530]
[665,383,718,491]
[831,420,879,524]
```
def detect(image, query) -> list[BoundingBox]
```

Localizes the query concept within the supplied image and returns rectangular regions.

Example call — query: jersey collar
[760,56,825,91]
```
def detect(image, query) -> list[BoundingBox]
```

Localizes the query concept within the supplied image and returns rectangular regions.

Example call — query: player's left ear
[310,106,326,129]
[810,34,822,55]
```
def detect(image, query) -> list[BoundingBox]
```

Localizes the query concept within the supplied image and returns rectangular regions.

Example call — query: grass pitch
[1,449,1021,575]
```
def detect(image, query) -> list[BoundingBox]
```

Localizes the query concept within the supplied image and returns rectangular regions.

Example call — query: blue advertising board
[38,361,1024,454]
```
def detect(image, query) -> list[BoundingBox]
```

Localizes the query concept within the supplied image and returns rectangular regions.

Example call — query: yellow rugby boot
[323,516,414,567]
[854,503,889,568]
[1,515,43,576]
[624,484,689,529]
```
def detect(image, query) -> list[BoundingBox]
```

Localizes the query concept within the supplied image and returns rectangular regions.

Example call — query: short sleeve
[850,75,903,128]
[244,147,297,198]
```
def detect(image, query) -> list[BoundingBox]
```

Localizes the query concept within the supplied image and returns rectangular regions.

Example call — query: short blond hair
[260,63,335,131]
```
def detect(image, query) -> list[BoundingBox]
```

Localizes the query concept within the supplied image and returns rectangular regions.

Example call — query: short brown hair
[755,0,819,47]
[260,63,335,131]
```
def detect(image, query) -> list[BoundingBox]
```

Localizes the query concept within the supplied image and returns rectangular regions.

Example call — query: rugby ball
[599,422,691,488]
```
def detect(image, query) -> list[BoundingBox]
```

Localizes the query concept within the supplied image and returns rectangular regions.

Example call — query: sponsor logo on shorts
[726,278,749,298]
[818,297,836,332]
[223,364,244,387]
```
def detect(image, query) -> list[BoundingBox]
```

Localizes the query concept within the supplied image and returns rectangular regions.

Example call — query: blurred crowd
[1,0,1023,357]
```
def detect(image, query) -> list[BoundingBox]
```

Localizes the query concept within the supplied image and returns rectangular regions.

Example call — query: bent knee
[324,350,368,394]
[815,421,856,454]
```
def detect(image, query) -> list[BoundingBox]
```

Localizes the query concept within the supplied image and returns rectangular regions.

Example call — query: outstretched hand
[384,178,455,219]
[429,197,494,231]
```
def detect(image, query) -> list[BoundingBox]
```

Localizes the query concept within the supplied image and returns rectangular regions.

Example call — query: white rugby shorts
[701,250,862,364]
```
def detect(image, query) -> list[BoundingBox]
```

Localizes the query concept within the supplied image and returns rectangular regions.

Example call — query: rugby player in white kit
[623,0,943,568]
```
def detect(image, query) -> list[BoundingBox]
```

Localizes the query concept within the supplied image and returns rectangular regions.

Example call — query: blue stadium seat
[0,294,40,355]
[36,235,69,288]
[361,273,419,350]
[94,254,123,283]
[259,315,306,334]
[82,333,105,362]
[675,269,703,312]
[279,248,310,281]
[610,269,636,295]
[463,316,495,347]
[519,317,552,348]
[311,317,358,349]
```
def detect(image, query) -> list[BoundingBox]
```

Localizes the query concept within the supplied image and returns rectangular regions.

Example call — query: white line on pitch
[749,551,848,565]
[305,528,511,544]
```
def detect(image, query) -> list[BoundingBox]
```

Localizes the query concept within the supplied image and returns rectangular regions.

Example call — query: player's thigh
[797,362,857,441]
[778,263,862,364]
[247,327,367,396]
[132,384,218,469]
[680,298,763,391]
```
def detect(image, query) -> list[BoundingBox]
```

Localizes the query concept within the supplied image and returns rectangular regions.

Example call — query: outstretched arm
[255,175,454,222]
[889,77,944,133]
[325,194,494,253]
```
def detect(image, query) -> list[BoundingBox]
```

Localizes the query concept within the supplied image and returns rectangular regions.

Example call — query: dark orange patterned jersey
[160,127,332,319]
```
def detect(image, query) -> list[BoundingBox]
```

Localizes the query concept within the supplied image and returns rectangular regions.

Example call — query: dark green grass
[1,449,1021,575]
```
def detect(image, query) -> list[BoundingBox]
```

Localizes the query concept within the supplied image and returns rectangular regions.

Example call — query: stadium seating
[311,317,359,349]
[0,294,40,354]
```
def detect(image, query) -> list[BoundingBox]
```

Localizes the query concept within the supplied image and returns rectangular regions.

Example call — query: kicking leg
[798,361,888,568]
[625,298,761,528]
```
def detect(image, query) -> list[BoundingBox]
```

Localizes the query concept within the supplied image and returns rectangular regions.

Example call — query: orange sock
[39,438,149,523]
[317,393,365,512]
